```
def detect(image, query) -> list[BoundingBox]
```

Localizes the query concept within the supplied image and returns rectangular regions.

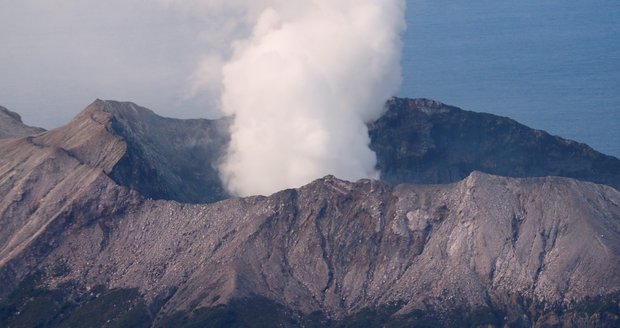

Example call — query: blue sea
[399,0,620,158]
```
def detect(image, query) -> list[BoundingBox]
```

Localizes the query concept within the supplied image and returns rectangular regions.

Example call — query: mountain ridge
[370,98,620,191]
[98,99,230,203]
[1,166,618,326]
[5,97,616,201]
[0,99,619,326]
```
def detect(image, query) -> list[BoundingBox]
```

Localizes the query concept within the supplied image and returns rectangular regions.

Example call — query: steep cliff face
[0,106,45,139]
[101,98,620,202]
[0,105,134,281]
[4,98,619,206]
[96,100,230,204]
[369,98,620,191]
[1,99,619,327]
[9,97,615,206]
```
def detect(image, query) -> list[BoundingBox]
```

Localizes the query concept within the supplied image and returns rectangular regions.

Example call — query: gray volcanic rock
[0,102,619,326]
[17,97,615,206]
[95,99,229,204]
[1,99,620,327]
[43,97,620,206]
[370,98,620,191]
[0,106,45,139]
[100,100,230,203]
[0,106,130,271]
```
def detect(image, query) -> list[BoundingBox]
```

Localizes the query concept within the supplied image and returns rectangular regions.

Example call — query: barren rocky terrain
[370,98,620,191]
[17,98,616,205]
[0,99,619,327]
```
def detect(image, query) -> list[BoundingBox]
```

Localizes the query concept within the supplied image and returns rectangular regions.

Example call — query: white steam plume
[175,0,406,196]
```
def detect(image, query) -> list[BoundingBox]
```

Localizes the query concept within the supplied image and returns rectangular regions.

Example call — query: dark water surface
[399,0,620,157]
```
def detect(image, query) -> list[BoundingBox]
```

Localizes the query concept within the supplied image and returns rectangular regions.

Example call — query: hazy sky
[1,1,224,127]
[1,1,618,159]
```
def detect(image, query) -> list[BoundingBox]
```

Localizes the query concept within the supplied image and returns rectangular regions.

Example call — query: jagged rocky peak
[0,99,230,204]
[388,97,453,114]
[96,99,231,204]
[64,99,231,204]
[1,163,619,326]
[4,97,620,207]
[370,97,620,191]
[0,105,45,139]
[10,97,618,208]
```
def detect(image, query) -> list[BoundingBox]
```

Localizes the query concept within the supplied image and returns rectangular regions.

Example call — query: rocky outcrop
[370,98,620,191]
[9,97,615,206]
[0,106,45,139]
[98,100,230,204]
[0,100,619,326]
[0,100,229,205]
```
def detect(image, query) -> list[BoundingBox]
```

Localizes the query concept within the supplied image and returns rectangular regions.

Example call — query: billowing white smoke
[171,0,406,196]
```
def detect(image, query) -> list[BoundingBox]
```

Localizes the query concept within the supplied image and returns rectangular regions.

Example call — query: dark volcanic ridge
[371,98,620,191]
[101,100,231,204]
[0,98,619,327]
[4,98,616,204]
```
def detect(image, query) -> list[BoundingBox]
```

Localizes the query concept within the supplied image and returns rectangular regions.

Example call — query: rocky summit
[0,99,619,327]
[7,98,615,206]
[370,98,620,191]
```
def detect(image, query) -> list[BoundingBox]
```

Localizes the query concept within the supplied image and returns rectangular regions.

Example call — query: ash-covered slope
[87,98,620,203]
[0,103,619,326]
[11,97,615,206]
[1,99,620,327]
[0,105,130,271]
[0,106,45,139]
[87,100,230,203]
[370,98,620,190]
